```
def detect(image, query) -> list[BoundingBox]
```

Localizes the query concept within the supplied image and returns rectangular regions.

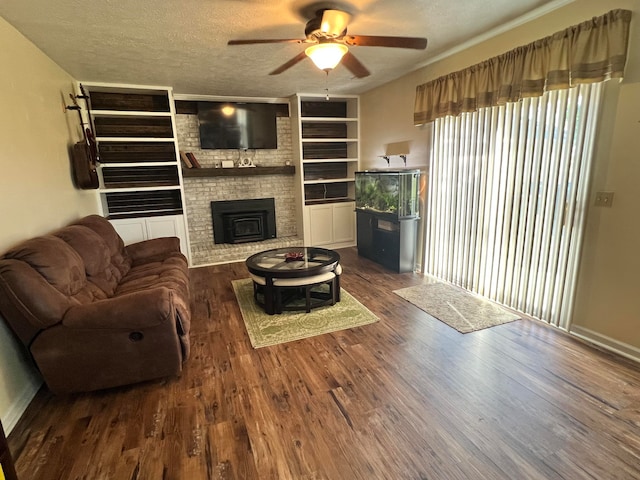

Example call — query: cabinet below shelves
[110,214,188,254]
[306,202,355,248]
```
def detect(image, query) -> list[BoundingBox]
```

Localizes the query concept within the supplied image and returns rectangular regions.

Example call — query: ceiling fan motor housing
[305,9,349,39]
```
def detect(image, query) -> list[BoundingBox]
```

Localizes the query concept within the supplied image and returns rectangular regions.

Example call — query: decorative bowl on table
[284,251,304,262]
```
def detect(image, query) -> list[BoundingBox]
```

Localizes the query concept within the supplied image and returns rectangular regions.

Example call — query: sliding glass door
[424,83,602,329]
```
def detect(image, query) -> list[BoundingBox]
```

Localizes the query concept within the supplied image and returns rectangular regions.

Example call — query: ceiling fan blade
[269,51,308,75]
[320,9,351,37]
[341,52,370,78]
[228,38,305,45]
[343,35,428,50]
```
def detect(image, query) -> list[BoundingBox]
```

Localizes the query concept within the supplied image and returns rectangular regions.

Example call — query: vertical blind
[425,82,602,329]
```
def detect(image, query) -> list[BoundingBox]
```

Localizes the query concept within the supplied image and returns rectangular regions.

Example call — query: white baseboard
[570,325,640,364]
[1,376,42,435]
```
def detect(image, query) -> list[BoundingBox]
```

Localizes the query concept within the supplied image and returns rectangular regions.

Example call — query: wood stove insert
[211,198,276,244]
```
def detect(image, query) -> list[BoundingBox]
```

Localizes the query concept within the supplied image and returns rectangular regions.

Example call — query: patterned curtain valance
[414,9,632,125]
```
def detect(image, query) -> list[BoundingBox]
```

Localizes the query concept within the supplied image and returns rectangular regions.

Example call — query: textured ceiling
[1,0,565,98]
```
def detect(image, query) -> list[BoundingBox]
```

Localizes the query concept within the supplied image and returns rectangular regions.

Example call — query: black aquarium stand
[356,209,418,273]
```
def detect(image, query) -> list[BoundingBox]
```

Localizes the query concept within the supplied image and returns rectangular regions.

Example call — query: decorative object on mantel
[222,160,235,168]
[238,157,255,167]
[185,152,201,168]
[237,149,256,167]
[179,151,193,168]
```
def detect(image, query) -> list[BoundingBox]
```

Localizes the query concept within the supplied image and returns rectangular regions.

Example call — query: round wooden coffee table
[245,247,340,315]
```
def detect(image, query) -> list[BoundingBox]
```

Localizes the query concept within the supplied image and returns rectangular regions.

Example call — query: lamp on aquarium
[384,141,410,167]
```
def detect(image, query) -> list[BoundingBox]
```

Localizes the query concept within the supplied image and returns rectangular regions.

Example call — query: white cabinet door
[332,202,355,244]
[146,215,188,252]
[110,215,188,253]
[306,202,356,247]
[110,218,147,245]
[307,205,334,246]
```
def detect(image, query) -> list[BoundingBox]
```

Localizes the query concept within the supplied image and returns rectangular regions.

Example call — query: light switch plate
[594,191,614,207]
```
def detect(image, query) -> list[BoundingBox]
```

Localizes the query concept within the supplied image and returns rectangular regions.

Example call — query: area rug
[393,282,520,333]
[232,278,379,348]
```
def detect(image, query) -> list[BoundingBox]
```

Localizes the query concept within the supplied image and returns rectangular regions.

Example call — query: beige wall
[0,17,99,431]
[360,0,640,353]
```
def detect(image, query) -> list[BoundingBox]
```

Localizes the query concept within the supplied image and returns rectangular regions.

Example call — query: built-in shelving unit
[291,94,359,248]
[81,83,190,258]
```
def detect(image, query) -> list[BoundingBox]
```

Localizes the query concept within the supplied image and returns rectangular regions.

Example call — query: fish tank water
[355,170,420,219]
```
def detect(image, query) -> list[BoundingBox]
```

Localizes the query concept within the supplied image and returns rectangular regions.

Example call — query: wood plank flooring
[7,247,640,479]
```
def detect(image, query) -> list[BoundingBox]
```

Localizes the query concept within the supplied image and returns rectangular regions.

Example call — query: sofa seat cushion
[117,261,189,297]
[126,237,184,267]
[115,259,191,356]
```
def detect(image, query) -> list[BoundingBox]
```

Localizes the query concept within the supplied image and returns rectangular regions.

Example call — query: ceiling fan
[227,8,428,78]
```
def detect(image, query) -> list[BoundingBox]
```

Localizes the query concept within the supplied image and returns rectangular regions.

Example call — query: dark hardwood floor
[7,247,640,479]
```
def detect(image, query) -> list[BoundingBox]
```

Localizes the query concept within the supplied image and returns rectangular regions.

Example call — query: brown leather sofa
[0,215,191,394]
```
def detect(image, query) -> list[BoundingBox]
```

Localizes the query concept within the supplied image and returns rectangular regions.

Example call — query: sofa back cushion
[54,224,119,297]
[0,215,137,346]
[73,215,131,279]
[54,226,110,277]
[5,236,86,296]
[0,236,88,344]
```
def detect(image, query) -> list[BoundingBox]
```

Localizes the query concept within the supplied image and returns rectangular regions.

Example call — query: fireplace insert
[211,198,276,244]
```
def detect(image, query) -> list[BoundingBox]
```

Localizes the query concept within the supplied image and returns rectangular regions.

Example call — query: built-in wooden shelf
[182,166,295,177]
[305,197,355,205]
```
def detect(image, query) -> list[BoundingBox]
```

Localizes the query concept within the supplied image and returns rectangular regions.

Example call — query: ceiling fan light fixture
[221,104,235,116]
[305,43,348,71]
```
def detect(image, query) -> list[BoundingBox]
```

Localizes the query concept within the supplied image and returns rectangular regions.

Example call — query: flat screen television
[197,102,278,150]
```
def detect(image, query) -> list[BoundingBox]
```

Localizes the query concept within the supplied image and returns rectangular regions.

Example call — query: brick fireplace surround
[176,114,302,266]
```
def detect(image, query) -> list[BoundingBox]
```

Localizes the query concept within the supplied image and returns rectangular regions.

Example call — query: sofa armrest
[125,237,181,264]
[62,287,174,330]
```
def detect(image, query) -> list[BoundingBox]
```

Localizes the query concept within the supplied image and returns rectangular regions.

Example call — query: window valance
[414,9,632,125]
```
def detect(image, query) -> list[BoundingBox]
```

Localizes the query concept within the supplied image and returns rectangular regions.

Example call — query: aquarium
[355,169,420,219]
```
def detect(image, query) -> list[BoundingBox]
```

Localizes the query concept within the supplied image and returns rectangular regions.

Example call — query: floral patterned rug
[232,278,379,348]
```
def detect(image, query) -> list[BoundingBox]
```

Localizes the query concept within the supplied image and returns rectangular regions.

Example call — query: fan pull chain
[325,71,330,100]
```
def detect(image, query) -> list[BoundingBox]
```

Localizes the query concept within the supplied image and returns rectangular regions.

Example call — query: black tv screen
[198,102,278,150]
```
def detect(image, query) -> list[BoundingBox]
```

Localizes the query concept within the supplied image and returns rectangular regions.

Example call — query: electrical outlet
[594,191,614,207]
